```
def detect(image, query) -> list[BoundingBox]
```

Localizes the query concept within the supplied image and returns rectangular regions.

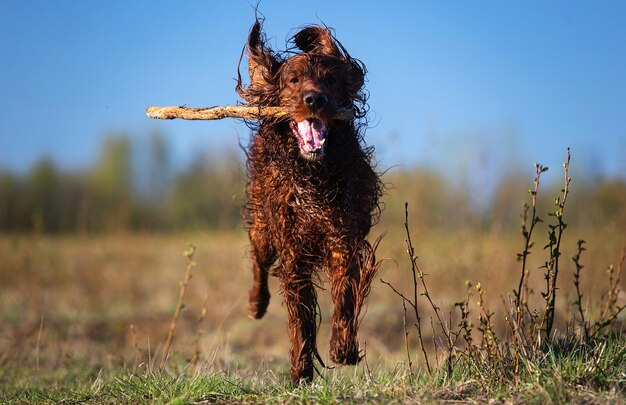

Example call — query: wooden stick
[146,105,353,121]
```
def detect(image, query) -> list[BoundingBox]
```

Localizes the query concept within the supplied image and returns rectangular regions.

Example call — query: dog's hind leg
[247,226,275,319]
[280,261,317,384]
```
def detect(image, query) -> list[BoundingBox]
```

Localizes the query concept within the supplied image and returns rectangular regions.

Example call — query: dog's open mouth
[290,118,328,159]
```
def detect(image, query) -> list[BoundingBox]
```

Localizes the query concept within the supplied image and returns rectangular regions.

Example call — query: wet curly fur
[237,19,383,384]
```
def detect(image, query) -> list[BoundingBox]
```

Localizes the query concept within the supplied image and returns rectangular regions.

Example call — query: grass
[1,226,624,403]
[1,227,623,403]
[2,337,625,404]
[1,152,625,403]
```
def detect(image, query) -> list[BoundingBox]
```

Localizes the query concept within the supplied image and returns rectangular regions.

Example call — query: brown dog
[237,18,382,384]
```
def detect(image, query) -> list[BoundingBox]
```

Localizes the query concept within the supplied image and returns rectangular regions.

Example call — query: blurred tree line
[0,133,244,233]
[1,133,625,234]
[380,168,626,233]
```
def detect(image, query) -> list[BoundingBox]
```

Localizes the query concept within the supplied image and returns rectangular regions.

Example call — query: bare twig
[402,205,429,373]
[402,300,413,375]
[515,162,547,317]
[160,244,197,371]
[595,248,626,336]
[600,248,625,321]
[382,202,447,374]
[572,240,589,340]
[146,105,354,121]
[129,324,142,369]
[543,148,571,338]
[192,295,209,374]
[403,202,451,373]
[362,339,373,382]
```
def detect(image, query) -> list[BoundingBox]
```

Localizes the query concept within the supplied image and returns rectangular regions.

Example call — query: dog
[236,18,383,384]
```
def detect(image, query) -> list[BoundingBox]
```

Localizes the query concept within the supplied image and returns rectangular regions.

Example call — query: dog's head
[237,20,366,160]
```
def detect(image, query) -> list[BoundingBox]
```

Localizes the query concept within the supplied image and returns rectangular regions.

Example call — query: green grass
[2,336,624,404]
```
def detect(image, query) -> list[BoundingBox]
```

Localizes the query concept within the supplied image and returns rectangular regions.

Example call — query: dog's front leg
[247,225,275,319]
[328,246,361,365]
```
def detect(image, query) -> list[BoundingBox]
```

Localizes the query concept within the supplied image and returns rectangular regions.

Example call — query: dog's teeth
[320,139,326,145]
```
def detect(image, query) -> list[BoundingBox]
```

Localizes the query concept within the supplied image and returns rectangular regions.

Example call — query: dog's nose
[303,92,328,109]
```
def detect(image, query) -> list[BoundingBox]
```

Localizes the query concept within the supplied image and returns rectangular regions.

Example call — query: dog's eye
[289,76,299,84]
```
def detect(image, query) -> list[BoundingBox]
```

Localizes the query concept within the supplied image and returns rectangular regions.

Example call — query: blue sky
[1,1,625,183]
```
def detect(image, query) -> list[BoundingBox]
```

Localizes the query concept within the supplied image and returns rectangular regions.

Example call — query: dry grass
[0,221,623,379]
[1,149,625,403]
[1,145,625,403]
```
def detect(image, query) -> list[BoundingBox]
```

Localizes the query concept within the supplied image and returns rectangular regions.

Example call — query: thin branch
[515,162,547,314]
[544,148,571,338]
[192,295,209,374]
[403,203,452,354]
[402,203,433,373]
[572,240,589,340]
[380,278,415,309]
[402,300,413,376]
[160,244,197,371]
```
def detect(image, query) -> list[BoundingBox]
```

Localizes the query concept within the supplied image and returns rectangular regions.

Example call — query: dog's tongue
[295,119,326,153]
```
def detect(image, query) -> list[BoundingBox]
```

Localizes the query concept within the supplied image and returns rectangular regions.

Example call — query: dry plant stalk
[146,105,353,121]
[129,324,142,369]
[362,340,373,382]
[401,300,413,375]
[192,296,209,374]
[572,240,589,340]
[382,202,457,375]
[474,283,503,365]
[515,162,547,315]
[595,248,626,335]
[456,286,473,355]
[542,148,572,338]
[160,244,197,370]
[510,162,548,362]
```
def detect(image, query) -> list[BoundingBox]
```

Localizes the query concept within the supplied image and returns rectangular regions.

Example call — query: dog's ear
[247,21,279,87]
[294,26,365,95]
[237,20,281,105]
[293,26,341,57]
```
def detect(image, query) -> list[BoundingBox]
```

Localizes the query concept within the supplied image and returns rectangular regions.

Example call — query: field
[1,217,624,403]
[1,149,626,403]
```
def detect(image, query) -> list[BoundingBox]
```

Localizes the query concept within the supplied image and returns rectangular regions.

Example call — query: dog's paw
[247,288,270,319]
[329,338,360,365]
